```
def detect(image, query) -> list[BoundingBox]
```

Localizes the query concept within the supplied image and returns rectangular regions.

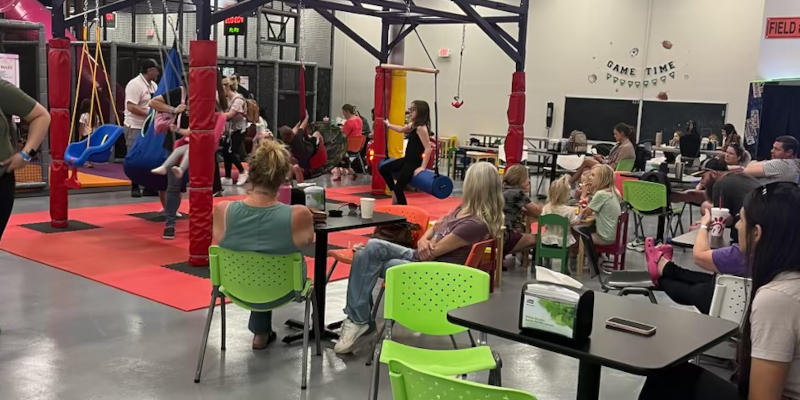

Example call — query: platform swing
[63,0,124,189]
[377,18,454,199]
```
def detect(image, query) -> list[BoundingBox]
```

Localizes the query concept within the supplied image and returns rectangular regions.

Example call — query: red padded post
[187,41,217,266]
[503,72,526,166]
[48,38,70,228]
[371,67,391,195]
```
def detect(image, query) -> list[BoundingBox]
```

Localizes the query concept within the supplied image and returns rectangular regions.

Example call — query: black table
[669,229,731,249]
[283,211,407,343]
[447,288,738,400]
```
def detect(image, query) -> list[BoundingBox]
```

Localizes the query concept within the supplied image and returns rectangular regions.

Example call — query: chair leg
[371,285,385,321]
[450,335,459,350]
[220,294,226,351]
[301,288,312,390]
[194,290,218,383]
[364,322,385,367]
[488,350,503,386]
[326,260,339,283]
[310,287,322,356]
[646,290,658,304]
[368,341,383,400]
[467,330,477,347]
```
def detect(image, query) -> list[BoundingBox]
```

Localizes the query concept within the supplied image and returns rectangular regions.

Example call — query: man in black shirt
[693,158,760,242]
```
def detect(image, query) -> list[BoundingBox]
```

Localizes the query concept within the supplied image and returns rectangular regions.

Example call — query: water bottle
[278,182,292,204]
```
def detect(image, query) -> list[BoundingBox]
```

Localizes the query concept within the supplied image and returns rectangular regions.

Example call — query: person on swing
[381,100,432,205]
[279,111,325,183]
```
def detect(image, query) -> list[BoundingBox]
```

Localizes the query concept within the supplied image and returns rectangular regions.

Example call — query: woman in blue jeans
[212,139,314,349]
[334,161,504,354]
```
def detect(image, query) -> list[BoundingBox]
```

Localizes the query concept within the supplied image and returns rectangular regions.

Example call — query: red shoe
[645,237,661,285]
[655,244,674,261]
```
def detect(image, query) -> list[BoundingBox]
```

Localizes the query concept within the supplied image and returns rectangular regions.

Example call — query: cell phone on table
[605,317,656,336]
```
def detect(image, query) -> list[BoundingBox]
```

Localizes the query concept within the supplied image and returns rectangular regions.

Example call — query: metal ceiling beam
[63,0,146,29]
[313,7,382,60]
[452,0,520,63]
[212,0,270,23]
[356,0,472,22]
[489,21,517,50]
[462,0,521,14]
[410,15,518,24]
[387,23,416,51]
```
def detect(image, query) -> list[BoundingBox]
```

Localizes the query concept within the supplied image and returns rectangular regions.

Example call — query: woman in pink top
[333,104,363,180]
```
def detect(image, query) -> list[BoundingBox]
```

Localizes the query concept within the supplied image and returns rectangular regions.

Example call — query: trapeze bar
[379,63,439,74]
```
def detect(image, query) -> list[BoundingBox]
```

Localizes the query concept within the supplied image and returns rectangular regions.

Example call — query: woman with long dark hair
[638,182,800,400]
[570,122,636,184]
[379,100,432,205]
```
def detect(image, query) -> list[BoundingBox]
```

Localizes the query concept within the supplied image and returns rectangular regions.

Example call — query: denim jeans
[344,239,415,324]
[249,311,273,334]
[164,169,182,229]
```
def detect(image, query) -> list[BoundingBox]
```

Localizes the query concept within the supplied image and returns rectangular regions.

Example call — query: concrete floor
[0,174,720,400]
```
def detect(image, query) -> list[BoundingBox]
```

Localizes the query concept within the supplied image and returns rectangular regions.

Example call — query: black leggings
[222,130,245,178]
[379,157,420,205]
[0,171,15,241]
[213,155,222,193]
[658,262,715,314]
[638,362,739,400]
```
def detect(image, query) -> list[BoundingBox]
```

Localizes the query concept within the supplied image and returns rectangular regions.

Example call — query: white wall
[332,0,764,140]
[758,0,800,80]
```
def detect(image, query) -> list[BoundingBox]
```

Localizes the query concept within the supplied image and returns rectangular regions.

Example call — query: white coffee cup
[709,207,730,237]
[360,198,375,219]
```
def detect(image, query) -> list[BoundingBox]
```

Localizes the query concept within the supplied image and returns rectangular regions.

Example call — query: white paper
[0,53,20,88]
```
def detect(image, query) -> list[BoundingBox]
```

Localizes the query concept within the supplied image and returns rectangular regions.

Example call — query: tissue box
[519,281,594,341]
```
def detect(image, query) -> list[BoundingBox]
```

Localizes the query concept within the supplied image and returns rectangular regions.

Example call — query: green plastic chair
[622,180,682,240]
[369,262,501,400]
[389,360,537,400]
[535,214,571,274]
[194,246,321,389]
[615,158,635,172]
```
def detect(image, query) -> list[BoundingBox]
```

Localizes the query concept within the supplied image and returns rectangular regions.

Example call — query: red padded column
[371,67,391,194]
[188,41,217,266]
[503,72,526,166]
[48,38,70,228]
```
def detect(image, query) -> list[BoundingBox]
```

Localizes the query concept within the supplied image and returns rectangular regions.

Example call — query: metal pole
[255,6,261,101]
[102,0,108,40]
[37,23,50,186]
[312,65,318,120]
[293,11,299,61]
[110,42,118,125]
[273,61,279,130]
[131,3,137,43]
[162,6,168,46]
[177,0,184,46]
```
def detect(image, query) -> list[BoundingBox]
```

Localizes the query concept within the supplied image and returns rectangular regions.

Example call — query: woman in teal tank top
[213,140,314,349]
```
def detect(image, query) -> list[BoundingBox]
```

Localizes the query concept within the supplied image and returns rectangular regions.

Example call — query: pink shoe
[655,244,674,261]
[644,237,661,285]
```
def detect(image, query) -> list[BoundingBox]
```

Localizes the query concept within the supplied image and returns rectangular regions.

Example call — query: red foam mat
[1,188,461,311]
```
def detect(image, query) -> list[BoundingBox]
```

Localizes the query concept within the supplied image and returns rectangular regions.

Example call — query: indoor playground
[0,0,796,399]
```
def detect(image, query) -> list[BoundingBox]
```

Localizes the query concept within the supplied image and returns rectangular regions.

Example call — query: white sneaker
[151,166,168,175]
[236,171,248,186]
[333,318,369,354]
[221,177,233,186]
[626,237,645,252]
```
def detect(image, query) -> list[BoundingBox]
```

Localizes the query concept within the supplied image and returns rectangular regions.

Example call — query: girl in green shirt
[579,164,621,245]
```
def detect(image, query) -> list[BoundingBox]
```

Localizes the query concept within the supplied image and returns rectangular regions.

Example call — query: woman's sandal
[252,331,277,350]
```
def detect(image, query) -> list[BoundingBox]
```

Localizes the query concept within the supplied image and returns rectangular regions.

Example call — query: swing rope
[454,23,465,104]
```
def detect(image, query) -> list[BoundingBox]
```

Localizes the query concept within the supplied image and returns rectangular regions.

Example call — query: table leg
[576,361,601,400]
[657,215,666,242]
[577,239,584,277]
[550,154,558,184]
[283,232,340,343]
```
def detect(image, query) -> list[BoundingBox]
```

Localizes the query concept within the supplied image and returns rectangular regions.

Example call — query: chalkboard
[562,97,640,142]
[640,101,727,143]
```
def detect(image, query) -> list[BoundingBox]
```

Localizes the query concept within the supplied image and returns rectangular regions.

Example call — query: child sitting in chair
[574,170,591,208]
[541,175,579,248]
[501,165,542,258]
[78,98,99,167]
[578,164,621,246]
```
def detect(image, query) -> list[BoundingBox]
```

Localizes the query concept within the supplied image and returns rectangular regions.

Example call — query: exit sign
[104,12,116,29]
[224,16,246,36]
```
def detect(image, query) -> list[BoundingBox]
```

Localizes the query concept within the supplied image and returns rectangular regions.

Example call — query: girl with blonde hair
[212,139,315,349]
[334,162,503,354]
[579,164,621,246]
[540,175,579,247]
[502,164,542,256]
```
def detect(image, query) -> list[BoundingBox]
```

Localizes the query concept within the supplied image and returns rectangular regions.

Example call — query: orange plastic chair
[615,171,637,197]
[325,205,430,283]
[346,135,368,173]
[464,239,497,292]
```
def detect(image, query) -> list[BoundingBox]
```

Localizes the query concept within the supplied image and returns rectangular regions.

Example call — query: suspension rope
[95,0,119,125]
[67,0,92,145]
[454,23,465,102]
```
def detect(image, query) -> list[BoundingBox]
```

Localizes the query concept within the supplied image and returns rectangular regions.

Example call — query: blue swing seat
[64,124,125,167]
[378,158,454,199]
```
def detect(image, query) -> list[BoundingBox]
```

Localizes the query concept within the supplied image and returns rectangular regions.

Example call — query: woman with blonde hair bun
[212,139,315,350]
[334,161,504,354]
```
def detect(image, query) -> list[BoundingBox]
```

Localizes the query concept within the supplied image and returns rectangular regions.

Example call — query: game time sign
[224,16,246,36]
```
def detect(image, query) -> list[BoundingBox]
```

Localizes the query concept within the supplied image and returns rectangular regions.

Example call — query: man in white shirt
[124,58,159,197]
[744,135,800,184]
